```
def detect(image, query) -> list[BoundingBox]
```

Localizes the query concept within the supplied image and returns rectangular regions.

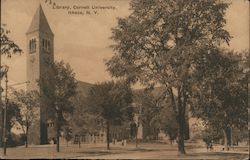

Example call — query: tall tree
[86,81,133,150]
[40,60,77,152]
[192,50,248,148]
[107,0,231,154]
[13,90,39,148]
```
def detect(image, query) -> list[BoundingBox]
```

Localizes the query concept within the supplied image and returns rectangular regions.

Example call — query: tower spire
[26,4,54,145]
[26,5,54,35]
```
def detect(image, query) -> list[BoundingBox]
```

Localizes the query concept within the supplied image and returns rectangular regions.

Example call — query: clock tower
[26,5,54,144]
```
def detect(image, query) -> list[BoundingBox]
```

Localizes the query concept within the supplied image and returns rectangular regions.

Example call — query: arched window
[34,39,36,51]
[32,39,34,51]
[48,41,51,52]
[29,38,36,53]
[42,39,51,53]
[47,122,54,127]
[42,39,45,50]
[29,40,32,52]
[45,40,48,51]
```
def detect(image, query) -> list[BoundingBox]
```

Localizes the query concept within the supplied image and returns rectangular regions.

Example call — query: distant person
[176,137,179,145]
[206,140,210,151]
[222,145,229,151]
[209,141,213,151]
[122,140,124,146]
[53,137,57,144]
[206,140,213,151]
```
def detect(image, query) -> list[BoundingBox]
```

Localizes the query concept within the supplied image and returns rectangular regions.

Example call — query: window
[42,39,45,50]
[47,122,54,127]
[47,40,51,52]
[29,38,36,53]
[45,40,47,50]
[42,39,51,53]
[34,39,36,51]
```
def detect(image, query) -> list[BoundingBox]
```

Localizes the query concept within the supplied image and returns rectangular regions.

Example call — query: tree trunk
[78,137,81,148]
[106,121,110,150]
[25,126,29,148]
[223,129,229,150]
[169,87,186,154]
[135,126,138,148]
[177,92,186,154]
[56,119,60,152]
[177,114,186,155]
[230,126,233,147]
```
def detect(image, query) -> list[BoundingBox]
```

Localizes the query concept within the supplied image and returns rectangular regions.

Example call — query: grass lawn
[0,142,248,159]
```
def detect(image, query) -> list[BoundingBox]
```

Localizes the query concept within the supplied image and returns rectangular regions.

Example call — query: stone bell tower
[26,5,54,144]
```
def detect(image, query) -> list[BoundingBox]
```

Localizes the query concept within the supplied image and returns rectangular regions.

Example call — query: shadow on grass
[127,148,156,152]
[75,149,127,154]
[72,150,126,158]
[74,147,158,156]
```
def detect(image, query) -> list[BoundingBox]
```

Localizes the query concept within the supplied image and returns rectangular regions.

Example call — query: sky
[1,0,249,89]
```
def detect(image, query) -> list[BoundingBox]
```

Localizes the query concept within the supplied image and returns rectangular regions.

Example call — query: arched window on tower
[29,38,36,53]
[42,39,45,51]
[42,39,51,53]
[48,40,51,52]
[34,39,36,51]
[45,40,48,51]
[29,40,32,52]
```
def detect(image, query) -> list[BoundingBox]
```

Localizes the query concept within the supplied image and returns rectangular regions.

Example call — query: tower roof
[26,5,54,35]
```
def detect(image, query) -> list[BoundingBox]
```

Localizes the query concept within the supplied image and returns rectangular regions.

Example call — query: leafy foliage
[0,25,22,80]
[70,92,100,136]
[40,60,77,125]
[63,126,73,144]
[107,0,231,154]
[107,0,230,85]
[0,26,22,57]
[86,81,133,125]
[5,101,21,134]
[13,90,40,147]
[160,106,179,141]
[40,60,77,152]
[133,90,163,140]
[85,80,133,149]
[201,124,223,146]
[191,50,248,146]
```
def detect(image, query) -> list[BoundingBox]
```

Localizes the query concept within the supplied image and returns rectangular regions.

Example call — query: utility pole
[3,69,8,156]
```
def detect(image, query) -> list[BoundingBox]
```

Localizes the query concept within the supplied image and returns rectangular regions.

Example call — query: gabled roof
[26,5,54,35]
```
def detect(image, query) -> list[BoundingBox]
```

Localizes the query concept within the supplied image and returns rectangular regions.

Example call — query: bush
[7,133,25,147]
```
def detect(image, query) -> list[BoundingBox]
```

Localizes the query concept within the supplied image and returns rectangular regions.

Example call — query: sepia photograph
[0,0,249,159]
